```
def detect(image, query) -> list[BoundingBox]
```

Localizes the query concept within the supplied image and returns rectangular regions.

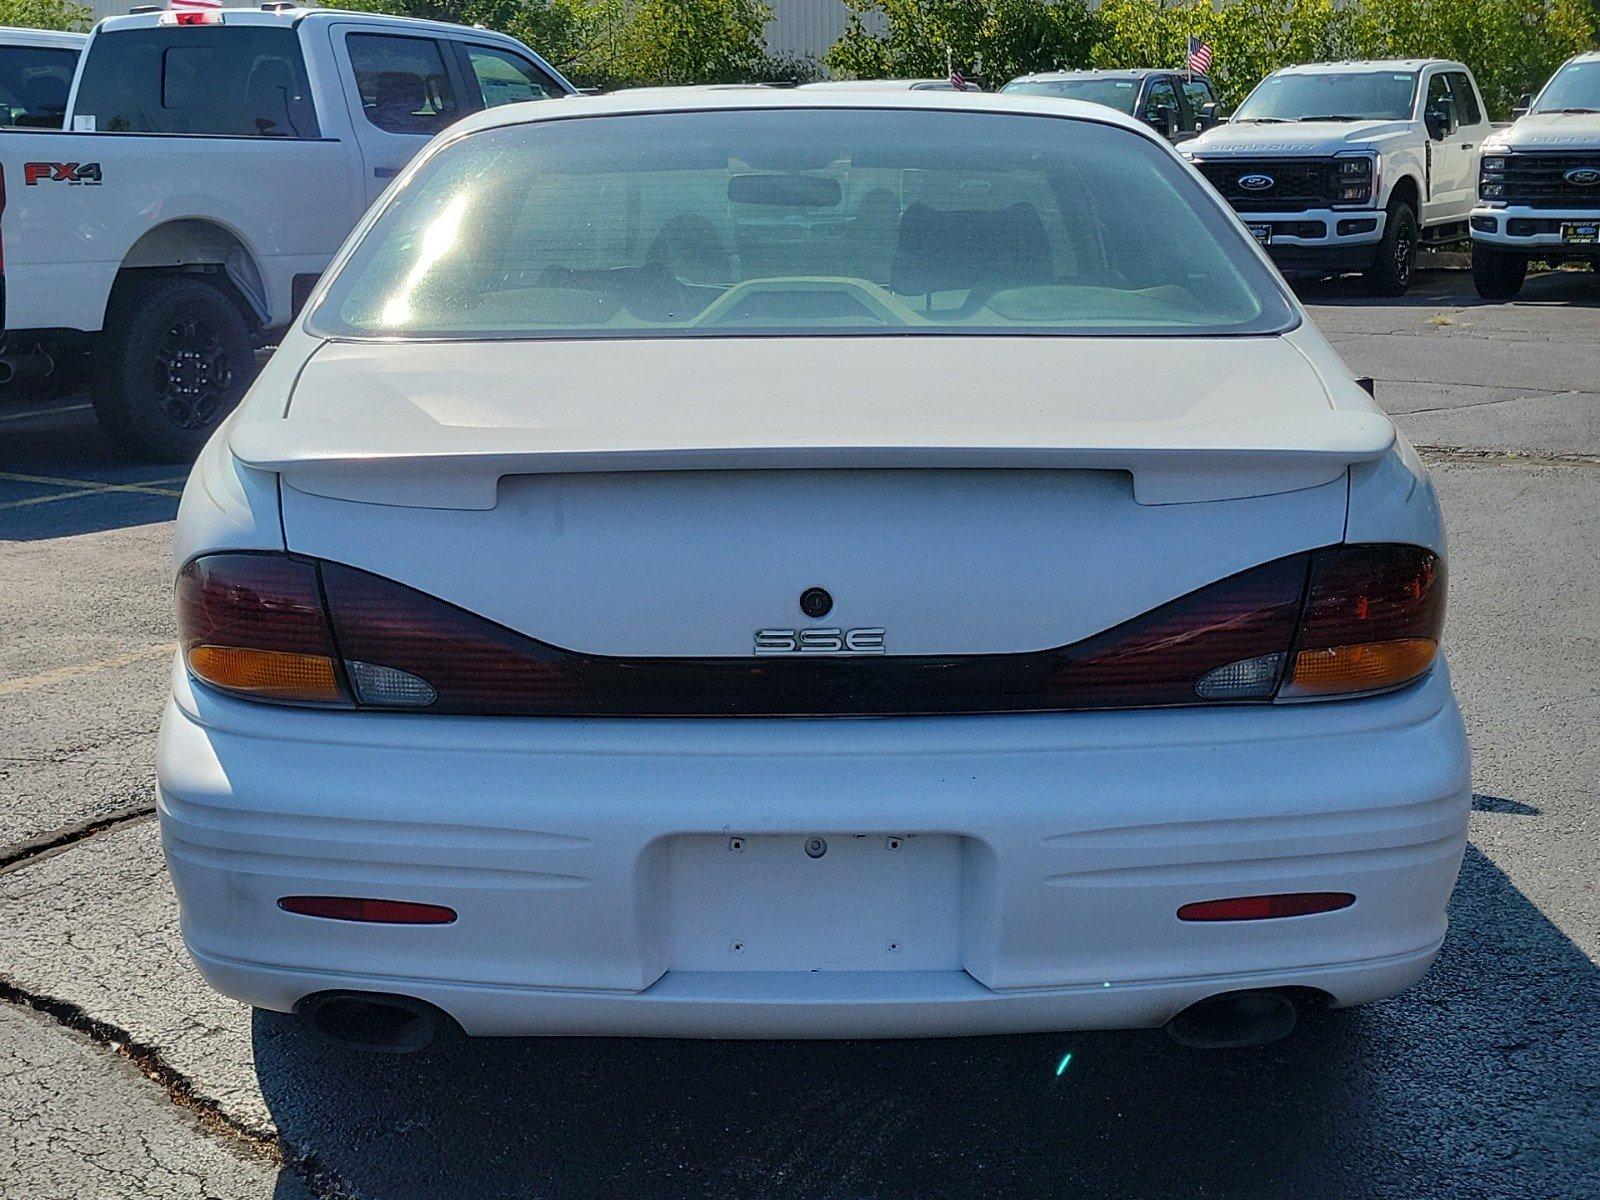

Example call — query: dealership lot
[1,268,1596,1199]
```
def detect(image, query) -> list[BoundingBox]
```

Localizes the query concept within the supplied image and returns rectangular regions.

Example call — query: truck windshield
[1534,60,1600,112]
[1001,78,1140,115]
[0,46,79,128]
[312,108,1294,341]
[72,26,318,137]
[1234,71,1417,122]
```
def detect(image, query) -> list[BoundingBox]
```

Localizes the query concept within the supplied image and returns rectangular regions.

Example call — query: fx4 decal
[23,162,102,186]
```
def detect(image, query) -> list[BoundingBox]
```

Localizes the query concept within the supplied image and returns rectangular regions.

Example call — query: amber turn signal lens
[1288,638,1437,697]
[187,645,344,703]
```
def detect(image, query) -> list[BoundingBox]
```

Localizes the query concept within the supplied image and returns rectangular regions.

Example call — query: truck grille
[1194,158,1338,212]
[1493,152,1600,208]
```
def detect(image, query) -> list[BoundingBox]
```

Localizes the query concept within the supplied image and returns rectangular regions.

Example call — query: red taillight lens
[278,896,456,924]
[1177,892,1355,921]
[1048,553,1307,706]
[321,561,580,712]
[316,555,1306,716]
[1283,545,1444,698]
[175,543,1442,716]
[176,554,350,704]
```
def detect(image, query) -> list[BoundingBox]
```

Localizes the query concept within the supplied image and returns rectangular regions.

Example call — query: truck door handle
[1460,142,1475,149]
[374,166,400,179]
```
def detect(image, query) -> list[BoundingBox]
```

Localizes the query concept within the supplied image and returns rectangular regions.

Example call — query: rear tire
[1472,243,1528,300]
[1361,201,1419,297]
[92,275,257,463]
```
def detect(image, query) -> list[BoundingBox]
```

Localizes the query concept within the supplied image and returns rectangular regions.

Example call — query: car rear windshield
[1534,59,1600,112]
[1000,78,1140,115]
[72,26,318,137]
[1234,71,1417,122]
[0,46,79,128]
[311,107,1295,341]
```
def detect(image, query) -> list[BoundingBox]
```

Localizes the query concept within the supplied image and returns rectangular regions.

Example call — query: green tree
[0,0,92,32]
[608,0,771,85]
[827,0,1099,85]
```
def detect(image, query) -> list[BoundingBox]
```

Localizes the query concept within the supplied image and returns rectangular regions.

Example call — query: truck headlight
[1335,156,1375,205]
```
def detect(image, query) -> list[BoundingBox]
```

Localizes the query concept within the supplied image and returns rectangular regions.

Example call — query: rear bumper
[1470,204,1600,254]
[187,942,1445,1039]
[158,661,1470,1038]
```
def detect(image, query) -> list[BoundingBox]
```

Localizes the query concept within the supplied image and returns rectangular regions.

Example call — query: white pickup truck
[1181,59,1492,296]
[0,5,572,459]
[1,26,85,129]
[1470,51,1600,298]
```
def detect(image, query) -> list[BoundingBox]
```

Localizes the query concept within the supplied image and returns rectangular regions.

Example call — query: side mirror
[1511,93,1533,119]
[1199,100,1225,130]
[1425,95,1456,140]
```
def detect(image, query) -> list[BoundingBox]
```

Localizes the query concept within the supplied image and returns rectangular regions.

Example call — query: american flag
[1187,36,1214,76]
[948,67,968,91]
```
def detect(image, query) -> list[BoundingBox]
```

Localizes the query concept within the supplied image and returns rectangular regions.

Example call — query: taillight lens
[1177,892,1355,921]
[1047,554,1307,706]
[174,543,1443,716]
[1284,545,1444,698]
[176,554,350,705]
[278,895,456,924]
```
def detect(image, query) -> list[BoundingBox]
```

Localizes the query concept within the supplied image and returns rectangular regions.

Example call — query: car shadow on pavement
[1294,266,1600,309]
[0,396,185,541]
[253,845,1600,1200]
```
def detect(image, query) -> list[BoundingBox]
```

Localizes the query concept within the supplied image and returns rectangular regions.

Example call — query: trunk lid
[257,336,1378,657]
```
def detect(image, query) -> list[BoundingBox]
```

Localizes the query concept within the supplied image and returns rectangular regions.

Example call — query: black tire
[1361,201,1419,297]
[1472,242,1528,300]
[92,275,257,462]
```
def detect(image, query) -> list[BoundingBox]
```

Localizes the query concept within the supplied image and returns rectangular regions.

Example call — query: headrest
[890,201,1052,297]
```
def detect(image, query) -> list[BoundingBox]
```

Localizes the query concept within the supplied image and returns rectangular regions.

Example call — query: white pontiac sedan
[160,89,1469,1051]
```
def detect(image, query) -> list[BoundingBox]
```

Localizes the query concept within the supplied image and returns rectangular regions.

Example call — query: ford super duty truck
[0,5,572,459]
[1471,51,1600,299]
[1181,59,1491,296]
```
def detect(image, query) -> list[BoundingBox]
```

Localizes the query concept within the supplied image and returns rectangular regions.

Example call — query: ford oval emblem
[1238,173,1275,191]
[1564,167,1600,187]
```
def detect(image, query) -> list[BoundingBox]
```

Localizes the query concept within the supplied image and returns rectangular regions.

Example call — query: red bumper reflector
[278,896,457,925]
[1177,892,1355,922]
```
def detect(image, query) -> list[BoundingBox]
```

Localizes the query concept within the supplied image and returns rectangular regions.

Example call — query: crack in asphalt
[0,981,354,1199]
[1398,389,1588,417]
[1416,446,1600,468]
[0,807,158,875]
[0,809,358,1195]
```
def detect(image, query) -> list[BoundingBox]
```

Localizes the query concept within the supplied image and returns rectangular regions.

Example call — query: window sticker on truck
[23,162,102,186]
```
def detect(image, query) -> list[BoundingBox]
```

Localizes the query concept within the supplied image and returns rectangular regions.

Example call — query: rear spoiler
[231,409,1395,509]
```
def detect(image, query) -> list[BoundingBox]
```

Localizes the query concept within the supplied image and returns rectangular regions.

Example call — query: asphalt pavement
[1,267,1596,1199]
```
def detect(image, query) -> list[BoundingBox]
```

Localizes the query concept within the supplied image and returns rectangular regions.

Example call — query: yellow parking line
[0,643,177,698]
[0,402,92,422]
[0,488,113,512]
[0,471,185,498]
